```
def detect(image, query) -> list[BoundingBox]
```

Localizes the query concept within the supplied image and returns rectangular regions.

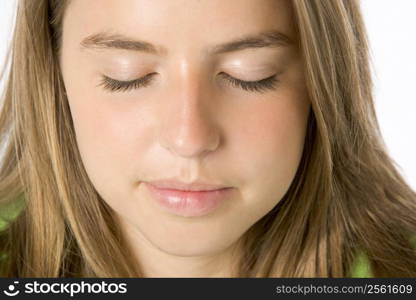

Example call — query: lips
[146,179,229,191]
[143,180,233,217]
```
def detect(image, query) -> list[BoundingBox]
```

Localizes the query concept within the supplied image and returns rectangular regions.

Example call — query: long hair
[1,0,416,277]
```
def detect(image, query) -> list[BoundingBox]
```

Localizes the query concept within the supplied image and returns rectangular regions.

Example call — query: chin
[162,240,229,257]
[143,222,242,257]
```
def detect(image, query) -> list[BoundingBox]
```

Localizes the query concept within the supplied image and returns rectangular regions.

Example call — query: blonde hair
[1,0,416,277]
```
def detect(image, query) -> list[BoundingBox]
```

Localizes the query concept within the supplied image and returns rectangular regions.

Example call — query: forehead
[62,0,296,54]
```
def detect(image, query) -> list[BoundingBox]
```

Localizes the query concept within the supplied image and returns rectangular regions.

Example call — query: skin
[60,0,310,277]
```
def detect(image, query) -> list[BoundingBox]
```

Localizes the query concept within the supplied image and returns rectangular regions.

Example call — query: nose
[158,65,221,159]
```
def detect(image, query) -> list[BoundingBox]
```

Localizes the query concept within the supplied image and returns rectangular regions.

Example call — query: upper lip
[146,179,230,191]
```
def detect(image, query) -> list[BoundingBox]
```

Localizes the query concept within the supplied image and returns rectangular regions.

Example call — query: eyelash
[98,73,156,93]
[219,72,279,93]
[98,72,279,94]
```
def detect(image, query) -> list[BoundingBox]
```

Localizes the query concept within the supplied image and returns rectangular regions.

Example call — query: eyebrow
[80,30,294,55]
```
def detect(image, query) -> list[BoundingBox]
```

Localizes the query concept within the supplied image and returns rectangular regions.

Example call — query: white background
[0,0,415,189]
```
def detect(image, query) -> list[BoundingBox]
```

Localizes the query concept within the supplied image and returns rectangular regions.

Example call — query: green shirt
[350,251,372,277]
[351,235,416,277]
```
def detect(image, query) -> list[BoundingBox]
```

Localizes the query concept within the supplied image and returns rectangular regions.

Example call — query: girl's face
[61,0,310,261]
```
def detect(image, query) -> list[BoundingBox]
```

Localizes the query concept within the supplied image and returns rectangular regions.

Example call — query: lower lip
[144,182,233,217]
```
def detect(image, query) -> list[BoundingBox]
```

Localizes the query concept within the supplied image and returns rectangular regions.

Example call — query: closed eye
[98,73,157,92]
[218,72,279,93]
[98,72,280,93]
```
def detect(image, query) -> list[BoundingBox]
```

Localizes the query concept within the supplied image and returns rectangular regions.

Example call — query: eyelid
[220,72,279,93]
[98,73,156,92]
[219,72,276,83]
[99,71,280,93]
[104,73,155,84]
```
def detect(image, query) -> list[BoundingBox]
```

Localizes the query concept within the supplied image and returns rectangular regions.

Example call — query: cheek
[259,101,307,167]
[66,90,153,197]
[229,93,310,212]
[237,100,308,164]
